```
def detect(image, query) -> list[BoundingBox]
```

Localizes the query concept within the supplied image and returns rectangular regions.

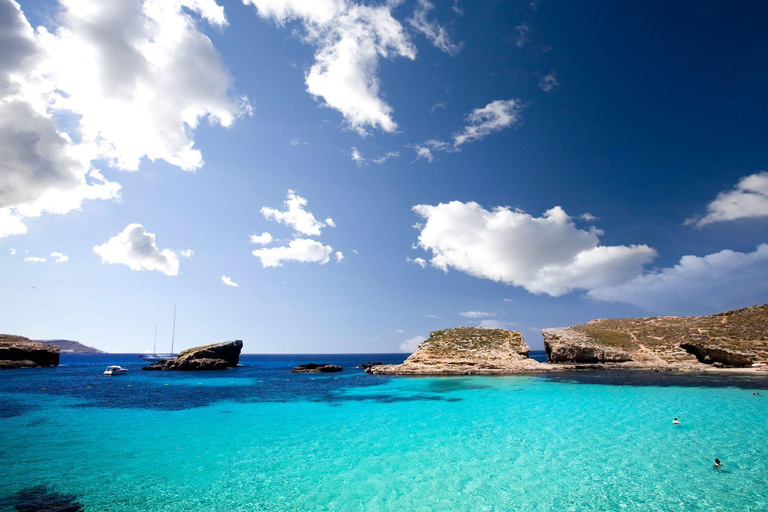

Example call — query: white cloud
[371,151,400,164]
[502,298,514,302]
[335,251,344,262]
[350,147,365,165]
[400,335,426,352]
[588,244,768,315]
[93,223,180,276]
[515,23,529,47]
[579,213,598,222]
[430,102,445,114]
[9,248,16,255]
[408,0,462,56]
[686,172,768,227]
[180,249,194,259]
[252,238,333,268]
[460,311,494,319]
[407,256,427,268]
[453,99,523,147]
[50,251,68,263]
[412,99,523,162]
[24,256,46,263]
[424,314,442,319]
[290,138,307,146]
[221,275,239,287]
[0,0,247,238]
[477,319,517,329]
[539,71,558,92]
[250,232,274,245]
[412,201,657,296]
[261,190,333,236]
[245,0,415,135]
[395,328,404,333]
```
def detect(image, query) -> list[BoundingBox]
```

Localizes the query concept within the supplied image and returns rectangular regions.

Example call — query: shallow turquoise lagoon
[1,354,767,511]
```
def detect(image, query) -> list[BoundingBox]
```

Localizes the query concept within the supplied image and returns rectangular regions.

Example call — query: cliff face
[542,305,768,368]
[142,340,243,371]
[0,335,60,369]
[369,327,549,375]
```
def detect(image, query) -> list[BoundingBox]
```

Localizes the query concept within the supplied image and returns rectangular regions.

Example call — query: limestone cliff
[142,340,243,371]
[368,327,551,375]
[542,305,768,368]
[0,334,60,369]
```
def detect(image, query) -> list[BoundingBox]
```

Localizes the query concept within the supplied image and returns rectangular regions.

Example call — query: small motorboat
[103,365,128,376]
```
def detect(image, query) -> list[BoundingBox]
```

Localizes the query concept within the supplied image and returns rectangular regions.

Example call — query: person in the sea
[714,459,722,468]
[673,418,680,424]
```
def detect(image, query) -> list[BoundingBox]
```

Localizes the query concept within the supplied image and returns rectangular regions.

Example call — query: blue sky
[2,0,767,353]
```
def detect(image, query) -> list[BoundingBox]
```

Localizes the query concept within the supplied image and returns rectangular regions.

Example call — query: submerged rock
[369,327,553,375]
[542,305,768,369]
[142,340,242,371]
[0,485,83,511]
[0,335,59,369]
[291,363,343,373]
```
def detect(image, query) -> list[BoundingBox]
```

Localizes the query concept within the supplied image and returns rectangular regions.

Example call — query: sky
[1,0,768,353]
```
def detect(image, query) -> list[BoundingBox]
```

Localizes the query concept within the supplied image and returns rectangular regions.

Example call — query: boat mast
[153,323,157,354]
[171,305,176,355]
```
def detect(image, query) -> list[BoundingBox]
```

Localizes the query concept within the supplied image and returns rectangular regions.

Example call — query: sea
[0,352,767,512]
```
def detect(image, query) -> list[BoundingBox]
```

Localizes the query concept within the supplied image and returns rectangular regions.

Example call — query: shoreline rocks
[292,363,343,373]
[142,340,242,371]
[0,335,60,369]
[367,305,768,376]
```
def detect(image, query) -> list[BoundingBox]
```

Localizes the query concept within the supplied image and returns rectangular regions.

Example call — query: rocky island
[368,305,768,375]
[368,327,553,375]
[0,335,60,369]
[34,339,103,354]
[291,363,343,373]
[142,340,242,371]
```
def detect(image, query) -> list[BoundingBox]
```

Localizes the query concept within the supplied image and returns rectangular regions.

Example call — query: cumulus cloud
[261,190,333,236]
[252,238,333,268]
[460,311,494,319]
[179,249,194,259]
[686,172,768,227]
[24,256,45,263]
[245,0,415,135]
[9,248,16,255]
[335,251,344,262]
[400,335,426,352]
[250,232,274,245]
[221,275,239,287]
[588,244,768,315]
[50,251,68,263]
[93,223,180,276]
[408,0,462,56]
[350,147,365,165]
[0,0,247,238]
[412,201,657,296]
[412,99,523,162]
[539,71,558,92]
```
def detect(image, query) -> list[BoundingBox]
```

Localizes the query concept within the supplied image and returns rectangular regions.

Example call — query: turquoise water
[1,354,767,511]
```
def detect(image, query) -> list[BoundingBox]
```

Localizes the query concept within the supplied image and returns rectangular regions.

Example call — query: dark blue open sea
[1,353,767,511]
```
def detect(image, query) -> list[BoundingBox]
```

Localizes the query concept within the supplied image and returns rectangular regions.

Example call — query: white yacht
[103,365,127,376]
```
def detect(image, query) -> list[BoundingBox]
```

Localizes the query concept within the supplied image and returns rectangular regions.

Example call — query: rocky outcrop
[292,363,343,373]
[358,361,382,370]
[0,334,60,369]
[368,327,556,375]
[542,305,768,369]
[142,340,242,371]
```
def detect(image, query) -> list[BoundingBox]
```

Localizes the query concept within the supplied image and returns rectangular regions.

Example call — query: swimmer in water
[672,418,680,425]
[714,458,722,468]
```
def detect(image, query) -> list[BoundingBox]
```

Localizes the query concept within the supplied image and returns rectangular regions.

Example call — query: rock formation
[368,327,553,375]
[142,340,242,371]
[0,334,60,369]
[542,305,768,369]
[291,363,343,373]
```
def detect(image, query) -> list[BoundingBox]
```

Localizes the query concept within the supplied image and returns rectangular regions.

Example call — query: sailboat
[139,306,178,361]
